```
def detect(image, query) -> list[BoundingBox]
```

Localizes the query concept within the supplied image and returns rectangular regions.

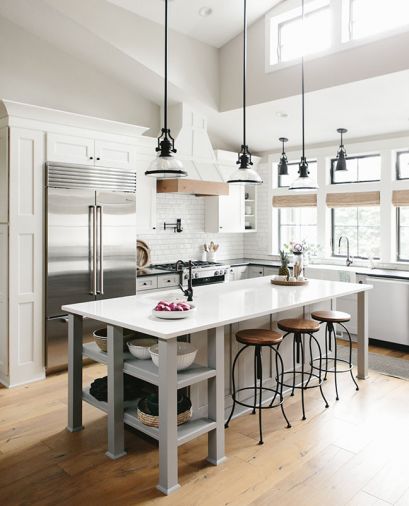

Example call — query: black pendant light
[278,137,289,176]
[227,0,262,185]
[289,0,318,191]
[145,0,187,178]
[335,128,348,171]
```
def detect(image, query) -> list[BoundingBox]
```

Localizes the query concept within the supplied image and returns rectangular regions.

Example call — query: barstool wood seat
[311,310,351,323]
[236,329,283,346]
[277,318,320,334]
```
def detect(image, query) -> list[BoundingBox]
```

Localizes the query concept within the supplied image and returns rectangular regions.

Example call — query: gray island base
[63,277,371,495]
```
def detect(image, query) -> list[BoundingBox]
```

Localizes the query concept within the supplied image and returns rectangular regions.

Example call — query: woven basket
[137,406,192,427]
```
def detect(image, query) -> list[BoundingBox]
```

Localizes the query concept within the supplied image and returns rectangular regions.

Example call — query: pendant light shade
[289,0,318,192]
[227,0,262,185]
[145,0,186,178]
[278,137,289,176]
[335,128,348,171]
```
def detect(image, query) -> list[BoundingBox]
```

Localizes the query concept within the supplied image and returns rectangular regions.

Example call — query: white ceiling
[107,0,281,48]
[207,70,409,153]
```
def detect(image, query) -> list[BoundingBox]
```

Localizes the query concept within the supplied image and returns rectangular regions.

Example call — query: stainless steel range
[152,260,230,286]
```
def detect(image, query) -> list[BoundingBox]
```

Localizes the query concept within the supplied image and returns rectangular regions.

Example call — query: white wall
[0,15,160,134]
[139,194,244,264]
[220,0,409,112]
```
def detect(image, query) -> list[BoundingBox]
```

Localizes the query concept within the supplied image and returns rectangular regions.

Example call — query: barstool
[225,329,291,445]
[275,318,329,421]
[310,310,359,401]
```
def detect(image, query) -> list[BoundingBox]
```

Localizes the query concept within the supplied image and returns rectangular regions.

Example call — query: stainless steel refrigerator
[45,162,137,371]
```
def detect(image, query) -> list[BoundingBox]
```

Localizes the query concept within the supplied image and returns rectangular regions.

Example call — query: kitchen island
[63,277,371,495]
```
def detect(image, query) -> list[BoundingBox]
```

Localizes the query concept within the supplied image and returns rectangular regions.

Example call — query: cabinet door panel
[219,185,244,232]
[47,133,94,165]
[248,266,264,278]
[94,140,136,170]
[135,160,156,233]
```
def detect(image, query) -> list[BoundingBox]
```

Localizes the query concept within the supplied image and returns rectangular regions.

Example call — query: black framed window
[278,160,317,188]
[330,154,380,184]
[331,206,380,259]
[278,207,317,251]
[396,151,409,180]
[397,207,409,261]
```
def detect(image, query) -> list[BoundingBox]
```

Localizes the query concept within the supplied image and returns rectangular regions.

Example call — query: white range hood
[156,103,229,196]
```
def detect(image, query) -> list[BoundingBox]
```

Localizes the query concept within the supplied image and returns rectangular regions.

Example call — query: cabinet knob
[219,226,223,229]
[89,156,93,160]
[359,280,363,284]
[96,157,100,161]
[153,227,156,230]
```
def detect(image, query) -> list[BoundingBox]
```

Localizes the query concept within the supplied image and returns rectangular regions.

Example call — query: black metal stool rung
[225,343,291,445]
[310,320,359,401]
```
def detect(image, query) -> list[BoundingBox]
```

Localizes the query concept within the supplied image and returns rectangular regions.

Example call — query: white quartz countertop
[62,278,372,340]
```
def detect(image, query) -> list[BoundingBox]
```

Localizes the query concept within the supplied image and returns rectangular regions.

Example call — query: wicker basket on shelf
[137,395,192,427]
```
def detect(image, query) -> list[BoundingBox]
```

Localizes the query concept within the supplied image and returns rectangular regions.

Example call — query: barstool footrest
[310,357,353,373]
[278,371,324,390]
[231,386,284,410]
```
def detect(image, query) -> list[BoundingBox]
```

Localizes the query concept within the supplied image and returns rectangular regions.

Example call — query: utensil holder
[207,251,215,262]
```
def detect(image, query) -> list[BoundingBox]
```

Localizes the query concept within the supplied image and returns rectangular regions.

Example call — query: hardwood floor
[1,363,409,505]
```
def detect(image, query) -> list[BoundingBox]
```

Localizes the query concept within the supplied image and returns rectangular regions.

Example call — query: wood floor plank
[0,363,407,505]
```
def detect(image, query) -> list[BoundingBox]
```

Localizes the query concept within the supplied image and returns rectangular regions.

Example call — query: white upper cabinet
[94,140,136,170]
[47,133,95,165]
[47,134,136,171]
[204,185,244,233]
[135,160,157,233]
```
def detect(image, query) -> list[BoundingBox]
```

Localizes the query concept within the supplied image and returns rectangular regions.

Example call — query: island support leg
[106,325,126,459]
[357,290,369,380]
[67,314,84,432]
[207,326,226,465]
[157,338,179,495]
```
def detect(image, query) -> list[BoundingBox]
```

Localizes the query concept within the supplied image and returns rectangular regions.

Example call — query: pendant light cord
[164,0,168,132]
[243,0,247,148]
[301,0,305,160]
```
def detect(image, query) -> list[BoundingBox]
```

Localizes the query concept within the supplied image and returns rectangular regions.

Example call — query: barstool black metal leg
[324,324,329,381]
[310,334,329,409]
[275,348,291,429]
[252,348,257,414]
[269,341,281,408]
[300,338,306,420]
[332,324,340,401]
[225,345,248,429]
[340,323,360,391]
[291,334,296,396]
[305,333,314,388]
[256,346,263,444]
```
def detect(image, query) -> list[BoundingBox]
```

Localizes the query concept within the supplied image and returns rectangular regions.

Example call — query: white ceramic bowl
[149,342,198,371]
[152,304,197,320]
[127,338,157,360]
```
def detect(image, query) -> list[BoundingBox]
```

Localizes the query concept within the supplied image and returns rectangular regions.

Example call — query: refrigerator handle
[89,205,97,295]
[97,205,104,295]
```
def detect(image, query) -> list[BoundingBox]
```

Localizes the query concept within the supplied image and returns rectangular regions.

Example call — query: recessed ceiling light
[199,6,213,17]
[276,112,288,118]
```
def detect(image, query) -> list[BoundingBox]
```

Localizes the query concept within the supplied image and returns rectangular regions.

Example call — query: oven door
[192,274,225,286]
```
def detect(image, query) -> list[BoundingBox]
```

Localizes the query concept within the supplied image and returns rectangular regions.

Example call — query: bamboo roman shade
[272,194,317,208]
[326,191,380,208]
[392,190,409,206]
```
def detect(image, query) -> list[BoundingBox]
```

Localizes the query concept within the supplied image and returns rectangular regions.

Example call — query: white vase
[207,251,215,262]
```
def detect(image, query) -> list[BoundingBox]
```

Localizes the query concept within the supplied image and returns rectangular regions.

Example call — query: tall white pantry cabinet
[0,100,156,387]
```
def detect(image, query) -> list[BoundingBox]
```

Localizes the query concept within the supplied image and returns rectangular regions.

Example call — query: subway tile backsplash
[138,193,244,263]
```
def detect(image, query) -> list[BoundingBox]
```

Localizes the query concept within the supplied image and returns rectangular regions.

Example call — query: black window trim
[331,207,380,260]
[277,207,317,252]
[330,153,381,185]
[396,150,409,181]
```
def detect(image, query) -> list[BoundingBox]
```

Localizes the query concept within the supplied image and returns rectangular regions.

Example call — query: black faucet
[176,259,193,302]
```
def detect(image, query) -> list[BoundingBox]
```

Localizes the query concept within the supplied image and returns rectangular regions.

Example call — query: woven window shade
[392,190,409,206]
[326,191,380,208]
[272,194,317,208]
